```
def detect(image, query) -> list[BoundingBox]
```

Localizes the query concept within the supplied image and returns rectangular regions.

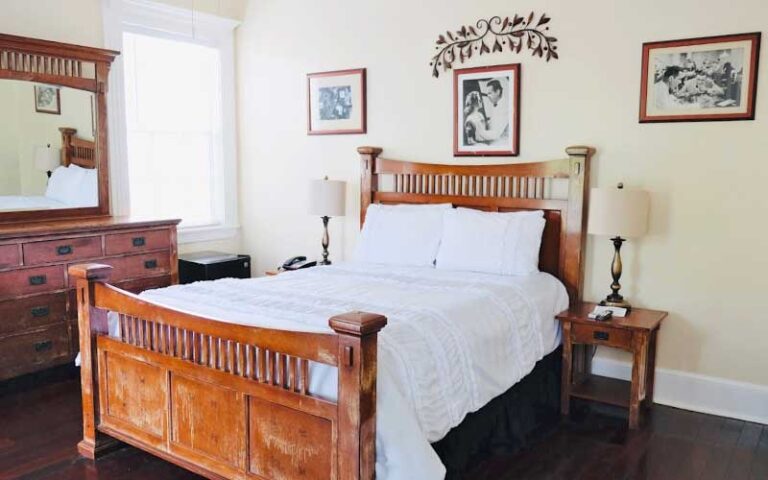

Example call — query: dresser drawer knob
[593,331,610,341]
[34,340,53,352]
[132,237,146,247]
[144,259,158,269]
[28,275,47,286]
[30,306,50,318]
[56,245,73,255]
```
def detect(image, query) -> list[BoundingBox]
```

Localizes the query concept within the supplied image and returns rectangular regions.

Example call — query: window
[123,33,221,227]
[104,1,239,242]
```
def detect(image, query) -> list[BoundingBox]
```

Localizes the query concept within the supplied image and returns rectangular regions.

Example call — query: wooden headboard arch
[358,146,594,305]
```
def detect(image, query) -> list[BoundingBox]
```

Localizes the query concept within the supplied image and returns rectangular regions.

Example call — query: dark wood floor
[1,370,766,480]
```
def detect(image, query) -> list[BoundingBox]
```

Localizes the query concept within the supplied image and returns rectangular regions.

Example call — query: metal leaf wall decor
[430,13,559,78]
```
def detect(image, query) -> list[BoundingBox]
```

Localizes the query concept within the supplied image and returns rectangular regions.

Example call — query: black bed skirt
[431,346,562,479]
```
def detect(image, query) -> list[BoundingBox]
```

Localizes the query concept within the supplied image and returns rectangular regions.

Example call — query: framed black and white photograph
[454,64,520,156]
[307,68,366,135]
[34,85,61,115]
[640,32,761,122]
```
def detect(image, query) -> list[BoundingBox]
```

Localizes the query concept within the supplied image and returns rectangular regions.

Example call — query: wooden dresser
[0,217,180,381]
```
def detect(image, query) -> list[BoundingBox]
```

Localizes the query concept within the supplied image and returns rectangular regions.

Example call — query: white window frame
[102,0,240,244]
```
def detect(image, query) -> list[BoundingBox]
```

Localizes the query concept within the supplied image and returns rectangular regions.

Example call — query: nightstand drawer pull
[56,245,73,256]
[592,330,611,342]
[34,340,53,352]
[132,237,146,247]
[144,259,158,269]
[30,306,50,318]
[593,331,610,341]
[28,275,47,286]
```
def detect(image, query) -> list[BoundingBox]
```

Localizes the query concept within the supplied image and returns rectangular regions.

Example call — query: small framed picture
[307,68,366,135]
[454,64,520,157]
[640,32,761,123]
[34,85,61,115]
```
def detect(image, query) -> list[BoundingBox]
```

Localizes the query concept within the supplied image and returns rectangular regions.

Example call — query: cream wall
[236,0,768,387]
[0,83,21,195]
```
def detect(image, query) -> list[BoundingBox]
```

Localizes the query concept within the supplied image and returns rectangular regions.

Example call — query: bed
[72,145,593,479]
[0,127,96,211]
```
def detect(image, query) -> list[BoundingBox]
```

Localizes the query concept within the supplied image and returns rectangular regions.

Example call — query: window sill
[178,224,240,245]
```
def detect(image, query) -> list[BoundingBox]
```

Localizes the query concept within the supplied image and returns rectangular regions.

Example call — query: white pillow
[71,168,98,207]
[45,166,86,205]
[435,208,546,275]
[354,203,452,267]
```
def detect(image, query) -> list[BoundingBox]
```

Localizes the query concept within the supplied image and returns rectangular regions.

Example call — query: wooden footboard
[71,264,386,480]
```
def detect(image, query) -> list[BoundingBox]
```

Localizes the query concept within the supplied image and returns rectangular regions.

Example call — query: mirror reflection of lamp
[34,144,60,180]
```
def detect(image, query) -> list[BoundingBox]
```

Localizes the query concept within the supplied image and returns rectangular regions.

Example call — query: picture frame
[34,85,61,115]
[307,68,366,135]
[454,63,520,157]
[640,32,761,123]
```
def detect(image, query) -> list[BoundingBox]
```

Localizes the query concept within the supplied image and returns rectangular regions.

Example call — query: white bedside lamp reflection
[309,177,346,265]
[35,144,60,179]
[588,183,649,311]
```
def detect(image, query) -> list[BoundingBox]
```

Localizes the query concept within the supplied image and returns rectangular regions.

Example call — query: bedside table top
[556,302,668,331]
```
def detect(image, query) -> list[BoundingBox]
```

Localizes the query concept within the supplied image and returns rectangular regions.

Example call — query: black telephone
[281,256,317,271]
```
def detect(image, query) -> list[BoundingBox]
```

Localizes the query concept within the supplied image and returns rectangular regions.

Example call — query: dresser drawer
[105,229,170,256]
[24,236,103,265]
[0,244,21,270]
[70,252,171,286]
[0,293,67,336]
[571,323,633,350]
[0,324,71,380]
[0,265,66,299]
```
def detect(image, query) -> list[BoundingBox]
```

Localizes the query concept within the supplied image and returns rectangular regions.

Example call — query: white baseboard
[591,356,768,425]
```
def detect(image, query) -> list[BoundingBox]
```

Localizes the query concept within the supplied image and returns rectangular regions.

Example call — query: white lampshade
[588,185,649,238]
[309,178,346,217]
[34,145,60,172]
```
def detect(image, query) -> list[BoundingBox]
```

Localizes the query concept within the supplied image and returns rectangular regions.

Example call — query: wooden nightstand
[557,302,667,429]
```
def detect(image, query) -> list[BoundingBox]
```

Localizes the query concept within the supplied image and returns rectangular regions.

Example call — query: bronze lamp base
[601,236,632,311]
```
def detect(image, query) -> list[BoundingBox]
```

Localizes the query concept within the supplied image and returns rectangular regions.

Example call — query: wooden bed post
[330,311,387,480]
[564,146,594,305]
[69,263,118,459]
[358,146,382,227]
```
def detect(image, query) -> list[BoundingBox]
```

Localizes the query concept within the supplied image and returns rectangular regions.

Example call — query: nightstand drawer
[572,323,632,349]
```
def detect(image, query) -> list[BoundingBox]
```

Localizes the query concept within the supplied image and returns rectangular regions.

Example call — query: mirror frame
[0,33,118,224]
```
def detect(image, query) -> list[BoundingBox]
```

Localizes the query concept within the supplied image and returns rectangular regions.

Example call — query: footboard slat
[72,264,386,480]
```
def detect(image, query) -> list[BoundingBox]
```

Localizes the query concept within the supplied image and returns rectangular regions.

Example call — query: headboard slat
[358,146,593,305]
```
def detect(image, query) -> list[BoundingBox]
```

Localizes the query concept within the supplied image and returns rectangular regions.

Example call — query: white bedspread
[132,262,568,479]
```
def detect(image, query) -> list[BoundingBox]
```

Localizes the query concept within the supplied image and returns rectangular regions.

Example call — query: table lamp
[587,183,649,310]
[35,144,60,179]
[309,176,346,265]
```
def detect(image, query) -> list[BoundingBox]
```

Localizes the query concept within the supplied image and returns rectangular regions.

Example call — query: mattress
[121,262,569,479]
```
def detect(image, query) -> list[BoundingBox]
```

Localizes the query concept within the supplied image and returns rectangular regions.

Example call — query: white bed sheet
[119,262,568,479]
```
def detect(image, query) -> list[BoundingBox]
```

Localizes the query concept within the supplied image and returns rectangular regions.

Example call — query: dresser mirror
[0,33,118,223]
[0,79,97,212]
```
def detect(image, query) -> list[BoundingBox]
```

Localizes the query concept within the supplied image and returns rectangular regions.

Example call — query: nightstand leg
[561,323,573,417]
[644,329,658,408]
[629,333,649,429]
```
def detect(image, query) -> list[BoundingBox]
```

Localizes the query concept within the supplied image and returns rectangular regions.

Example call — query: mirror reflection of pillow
[45,166,86,205]
[72,165,99,207]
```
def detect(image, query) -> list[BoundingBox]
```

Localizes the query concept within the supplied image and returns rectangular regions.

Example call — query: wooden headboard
[59,127,96,169]
[358,146,594,305]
